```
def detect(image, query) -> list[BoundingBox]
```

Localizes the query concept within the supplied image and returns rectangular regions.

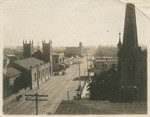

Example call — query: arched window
[127,64,135,81]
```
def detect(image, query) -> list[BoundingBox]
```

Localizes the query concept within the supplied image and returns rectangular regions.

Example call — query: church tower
[118,3,141,85]
[23,40,33,59]
[42,40,53,76]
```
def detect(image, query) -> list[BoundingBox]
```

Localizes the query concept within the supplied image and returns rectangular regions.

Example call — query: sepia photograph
[1,0,149,116]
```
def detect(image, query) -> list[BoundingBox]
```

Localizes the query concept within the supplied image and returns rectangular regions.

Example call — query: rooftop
[13,57,44,70]
[55,100,147,114]
[5,67,21,78]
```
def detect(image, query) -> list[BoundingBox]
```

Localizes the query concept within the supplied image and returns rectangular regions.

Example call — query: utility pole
[79,62,81,87]
[25,93,48,115]
[67,91,69,100]
[36,66,40,90]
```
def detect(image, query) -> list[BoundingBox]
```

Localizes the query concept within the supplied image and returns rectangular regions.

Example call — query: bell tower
[23,40,33,59]
[42,40,53,76]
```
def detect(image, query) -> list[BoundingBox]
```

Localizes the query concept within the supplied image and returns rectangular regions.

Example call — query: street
[6,57,87,115]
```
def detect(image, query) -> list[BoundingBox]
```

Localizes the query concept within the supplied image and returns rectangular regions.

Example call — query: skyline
[2,0,150,47]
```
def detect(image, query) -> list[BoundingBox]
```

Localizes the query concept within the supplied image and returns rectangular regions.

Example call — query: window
[127,65,135,81]
[43,70,44,76]
[34,73,36,81]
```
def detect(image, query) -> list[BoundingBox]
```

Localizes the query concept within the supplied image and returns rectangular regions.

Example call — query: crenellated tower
[23,40,33,59]
[42,40,53,75]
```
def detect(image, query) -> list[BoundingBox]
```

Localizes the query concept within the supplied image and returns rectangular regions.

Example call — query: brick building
[66,42,83,57]
[13,57,50,89]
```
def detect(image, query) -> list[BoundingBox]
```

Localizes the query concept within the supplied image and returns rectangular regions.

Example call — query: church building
[117,3,147,100]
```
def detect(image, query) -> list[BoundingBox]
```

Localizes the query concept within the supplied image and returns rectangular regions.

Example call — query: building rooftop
[53,53,64,56]
[5,67,21,78]
[13,57,44,70]
[55,100,147,114]
[14,52,23,55]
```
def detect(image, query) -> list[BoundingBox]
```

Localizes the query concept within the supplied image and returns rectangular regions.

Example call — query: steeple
[123,3,138,50]
[117,32,122,47]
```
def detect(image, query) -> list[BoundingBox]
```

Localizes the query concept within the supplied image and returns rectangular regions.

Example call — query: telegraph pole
[79,62,81,87]
[25,93,48,115]
[87,54,88,77]
[35,93,38,115]
[36,65,40,90]
[67,91,69,100]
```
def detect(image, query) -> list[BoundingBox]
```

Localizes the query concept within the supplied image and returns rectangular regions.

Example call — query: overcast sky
[2,0,150,47]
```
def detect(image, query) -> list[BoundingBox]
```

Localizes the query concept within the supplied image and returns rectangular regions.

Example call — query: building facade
[52,53,65,73]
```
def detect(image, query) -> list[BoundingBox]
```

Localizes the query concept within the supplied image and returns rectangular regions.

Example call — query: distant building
[13,57,50,89]
[52,53,65,73]
[14,52,23,60]
[64,57,76,66]
[66,42,83,57]
[94,57,118,76]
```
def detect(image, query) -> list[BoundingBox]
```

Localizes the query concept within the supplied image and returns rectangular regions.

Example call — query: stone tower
[23,40,33,59]
[42,40,53,76]
[118,3,142,85]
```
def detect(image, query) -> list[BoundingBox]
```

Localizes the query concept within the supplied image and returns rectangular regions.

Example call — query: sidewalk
[3,76,55,114]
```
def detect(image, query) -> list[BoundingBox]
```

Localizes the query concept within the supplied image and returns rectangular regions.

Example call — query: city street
[6,58,87,115]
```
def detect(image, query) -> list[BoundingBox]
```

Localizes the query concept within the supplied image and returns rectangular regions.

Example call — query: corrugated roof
[5,67,21,78]
[13,57,44,70]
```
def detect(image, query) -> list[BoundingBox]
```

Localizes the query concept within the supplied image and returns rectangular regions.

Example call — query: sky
[2,0,150,47]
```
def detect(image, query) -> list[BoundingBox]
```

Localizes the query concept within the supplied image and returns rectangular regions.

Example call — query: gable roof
[13,57,44,70]
[34,50,43,55]
[5,67,21,78]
